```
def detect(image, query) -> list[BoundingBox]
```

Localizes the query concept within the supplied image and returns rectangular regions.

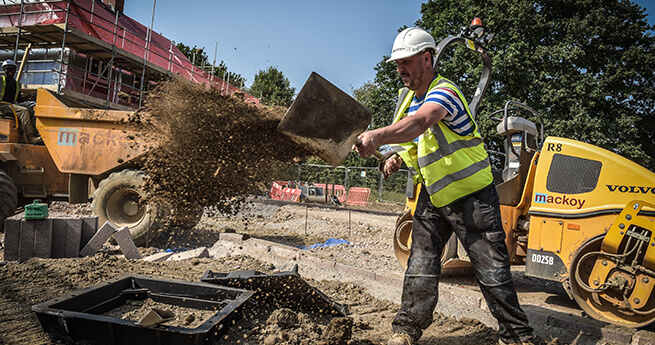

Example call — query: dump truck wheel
[91,169,169,246]
[0,169,18,232]
[570,235,655,327]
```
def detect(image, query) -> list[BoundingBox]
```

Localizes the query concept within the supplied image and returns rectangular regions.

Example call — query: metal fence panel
[270,163,409,204]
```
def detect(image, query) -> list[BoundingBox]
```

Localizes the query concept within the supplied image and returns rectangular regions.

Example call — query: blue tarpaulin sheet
[300,238,350,250]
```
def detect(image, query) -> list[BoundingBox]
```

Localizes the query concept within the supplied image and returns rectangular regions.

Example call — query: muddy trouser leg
[16,104,36,138]
[447,185,534,343]
[392,186,453,341]
[17,101,36,127]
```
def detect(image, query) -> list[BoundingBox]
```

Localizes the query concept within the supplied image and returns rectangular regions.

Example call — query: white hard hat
[2,60,17,69]
[387,27,437,63]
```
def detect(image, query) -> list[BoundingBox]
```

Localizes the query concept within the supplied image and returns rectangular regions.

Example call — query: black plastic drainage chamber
[32,275,254,345]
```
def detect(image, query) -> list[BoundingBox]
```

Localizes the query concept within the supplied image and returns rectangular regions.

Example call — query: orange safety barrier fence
[269,181,284,200]
[346,187,371,206]
[269,181,301,202]
[279,188,301,202]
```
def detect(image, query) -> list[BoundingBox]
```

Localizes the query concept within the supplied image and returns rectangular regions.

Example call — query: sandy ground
[0,199,545,345]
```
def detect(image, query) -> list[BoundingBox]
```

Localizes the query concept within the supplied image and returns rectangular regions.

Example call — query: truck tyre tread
[0,169,18,233]
[91,169,169,246]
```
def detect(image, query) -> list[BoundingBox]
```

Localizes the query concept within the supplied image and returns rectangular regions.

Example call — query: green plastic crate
[24,199,48,220]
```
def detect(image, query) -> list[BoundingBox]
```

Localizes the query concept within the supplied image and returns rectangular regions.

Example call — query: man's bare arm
[355,102,447,157]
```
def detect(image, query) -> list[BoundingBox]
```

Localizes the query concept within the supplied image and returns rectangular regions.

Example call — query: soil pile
[133,79,310,221]
[0,253,404,345]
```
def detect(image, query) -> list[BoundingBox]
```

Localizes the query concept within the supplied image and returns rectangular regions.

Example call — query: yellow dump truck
[0,88,179,246]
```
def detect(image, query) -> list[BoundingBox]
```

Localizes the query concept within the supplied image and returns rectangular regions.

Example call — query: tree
[175,42,209,66]
[352,79,399,130]
[368,0,655,170]
[211,61,246,89]
[174,42,246,87]
[351,80,400,168]
[248,67,295,107]
[351,53,410,168]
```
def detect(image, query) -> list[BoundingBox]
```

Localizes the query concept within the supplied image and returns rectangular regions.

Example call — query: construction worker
[355,27,539,345]
[1,59,42,144]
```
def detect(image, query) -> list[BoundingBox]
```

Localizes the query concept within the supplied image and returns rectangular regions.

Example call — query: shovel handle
[376,151,401,179]
[372,150,386,161]
[354,137,386,161]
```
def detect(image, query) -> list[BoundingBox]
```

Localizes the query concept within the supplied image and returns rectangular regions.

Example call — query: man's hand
[354,130,380,158]
[380,154,402,179]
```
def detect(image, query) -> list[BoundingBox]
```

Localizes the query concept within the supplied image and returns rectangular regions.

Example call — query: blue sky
[123,0,654,96]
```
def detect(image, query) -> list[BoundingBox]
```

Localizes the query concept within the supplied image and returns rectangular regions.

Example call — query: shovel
[136,308,176,327]
[277,72,387,167]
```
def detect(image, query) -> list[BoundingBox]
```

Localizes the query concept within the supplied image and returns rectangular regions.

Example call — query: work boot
[499,336,546,345]
[388,332,414,345]
[28,136,43,145]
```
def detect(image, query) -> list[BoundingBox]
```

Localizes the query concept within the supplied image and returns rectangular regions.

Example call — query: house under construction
[0,0,258,110]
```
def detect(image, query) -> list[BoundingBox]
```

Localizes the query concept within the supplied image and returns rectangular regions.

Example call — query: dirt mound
[0,253,388,345]
[133,79,310,221]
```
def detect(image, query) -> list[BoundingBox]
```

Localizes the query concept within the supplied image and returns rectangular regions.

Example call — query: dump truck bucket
[34,88,155,176]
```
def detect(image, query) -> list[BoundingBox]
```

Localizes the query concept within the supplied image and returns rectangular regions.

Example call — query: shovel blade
[136,308,175,327]
[277,72,372,166]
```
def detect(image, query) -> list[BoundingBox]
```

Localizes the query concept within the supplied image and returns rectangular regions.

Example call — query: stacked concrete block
[112,226,142,260]
[51,218,83,258]
[3,213,99,262]
[79,221,118,257]
[81,217,99,248]
[17,219,38,262]
[30,219,53,259]
[4,214,21,261]
[76,221,141,259]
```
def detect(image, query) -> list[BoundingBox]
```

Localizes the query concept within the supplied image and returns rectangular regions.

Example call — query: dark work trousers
[392,184,533,343]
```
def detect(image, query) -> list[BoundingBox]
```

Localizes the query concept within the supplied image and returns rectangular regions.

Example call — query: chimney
[106,0,125,13]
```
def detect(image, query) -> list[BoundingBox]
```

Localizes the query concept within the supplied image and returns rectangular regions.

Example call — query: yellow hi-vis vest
[389,76,493,207]
[0,76,21,103]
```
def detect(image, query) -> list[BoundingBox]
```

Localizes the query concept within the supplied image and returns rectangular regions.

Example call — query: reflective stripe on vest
[391,76,492,207]
[0,76,21,103]
[390,87,422,184]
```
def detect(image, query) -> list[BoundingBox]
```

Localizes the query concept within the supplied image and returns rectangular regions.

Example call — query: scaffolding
[0,0,258,110]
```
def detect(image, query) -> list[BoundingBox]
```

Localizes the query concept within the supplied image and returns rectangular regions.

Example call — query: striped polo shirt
[405,78,473,141]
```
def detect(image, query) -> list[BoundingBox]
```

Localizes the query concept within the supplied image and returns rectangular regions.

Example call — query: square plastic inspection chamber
[32,275,254,345]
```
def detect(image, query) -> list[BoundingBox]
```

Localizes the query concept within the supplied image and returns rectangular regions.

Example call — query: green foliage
[299,164,348,187]
[248,66,295,107]
[211,61,246,89]
[174,42,246,87]
[175,42,209,66]
[352,66,407,170]
[368,0,655,170]
[303,151,378,169]
[352,58,405,132]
